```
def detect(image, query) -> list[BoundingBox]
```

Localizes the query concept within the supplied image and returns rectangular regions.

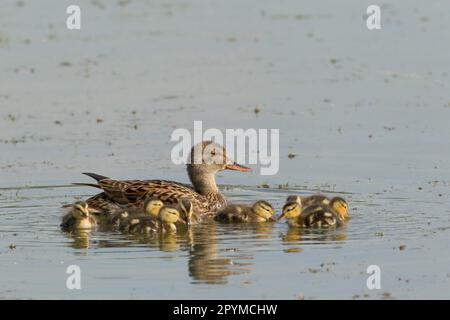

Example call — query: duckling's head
[178,199,193,225]
[72,201,90,219]
[330,197,349,220]
[278,201,302,221]
[286,195,301,204]
[144,198,164,218]
[159,206,181,224]
[252,201,274,220]
[187,141,251,177]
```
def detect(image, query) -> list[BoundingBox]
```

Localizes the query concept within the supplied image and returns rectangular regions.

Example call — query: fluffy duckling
[61,201,98,230]
[144,198,165,218]
[279,197,349,228]
[178,199,195,226]
[110,198,164,227]
[119,205,187,234]
[286,194,330,208]
[328,196,349,221]
[214,200,275,223]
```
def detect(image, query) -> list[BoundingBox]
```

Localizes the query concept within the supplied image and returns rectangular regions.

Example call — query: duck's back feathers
[302,195,330,208]
[214,204,271,223]
[119,215,159,234]
[82,173,226,215]
[85,192,122,216]
[215,204,250,222]
[300,204,344,228]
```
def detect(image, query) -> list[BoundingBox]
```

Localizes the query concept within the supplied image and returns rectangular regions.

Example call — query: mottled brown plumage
[286,194,330,208]
[119,205,185,234]
[215,201,275,223]
[76,141,251,217]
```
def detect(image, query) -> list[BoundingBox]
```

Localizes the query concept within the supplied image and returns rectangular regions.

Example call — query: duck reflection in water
[66,229,92,250]
[280,226,348,247]
[187,222,258,285]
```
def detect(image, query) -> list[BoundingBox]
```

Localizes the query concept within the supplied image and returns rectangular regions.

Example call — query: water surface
[1,0,450,299]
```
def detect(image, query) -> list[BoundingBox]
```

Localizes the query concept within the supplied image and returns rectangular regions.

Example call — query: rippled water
[1,0,450,299]
[1,182,450,299]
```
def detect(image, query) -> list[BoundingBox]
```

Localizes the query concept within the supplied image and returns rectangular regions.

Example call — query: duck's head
[286,195,301,204]
[252,200,274,220]
[72,201,90,219]
[159,206,182,224]
[144,198,164,218]
[278,201,302,221]
[330,197,349,220]
[187,141,251,177]
[178,199,193,225]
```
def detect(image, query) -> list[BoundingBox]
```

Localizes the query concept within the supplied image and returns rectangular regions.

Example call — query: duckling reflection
[280,225,348,246]
[158,232,180,252]
[187,222,252,285]
[66,229,92,249]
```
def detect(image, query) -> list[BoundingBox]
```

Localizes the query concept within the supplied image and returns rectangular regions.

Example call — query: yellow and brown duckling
[214,200,275,223]
[119,201,191,234]
[109,198,164,227]
[61,201,99,230]
[178,198,196,226]
[279,197,349,228]
[286,194,330,208]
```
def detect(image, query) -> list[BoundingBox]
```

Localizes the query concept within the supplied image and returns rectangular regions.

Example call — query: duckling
[144,198,165,218]
[61,201,98,230]
[286,194,330,208]
[328,196,349,221]
[214,200,275,223]
[178,199,195,226]
[279,197,349,228]
[119,205,186,234]
[278,201,303,227]
[109,198,164,228]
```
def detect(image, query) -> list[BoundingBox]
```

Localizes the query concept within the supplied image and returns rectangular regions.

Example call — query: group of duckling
[61,194,349,234]
[61,198,192,234]
[61,141,349,235]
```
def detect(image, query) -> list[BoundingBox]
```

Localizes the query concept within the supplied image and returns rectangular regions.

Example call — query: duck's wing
[85,192,122,216]
[82,172,203,207]
[80,172,225,214]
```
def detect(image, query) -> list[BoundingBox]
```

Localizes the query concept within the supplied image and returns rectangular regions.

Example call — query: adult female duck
[77,141,251,217]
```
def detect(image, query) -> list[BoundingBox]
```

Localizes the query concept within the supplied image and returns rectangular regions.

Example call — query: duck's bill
[276,213,286,221]
[225,162,252,172]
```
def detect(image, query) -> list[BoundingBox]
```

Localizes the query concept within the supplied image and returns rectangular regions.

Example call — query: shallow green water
[1,0,450,299]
